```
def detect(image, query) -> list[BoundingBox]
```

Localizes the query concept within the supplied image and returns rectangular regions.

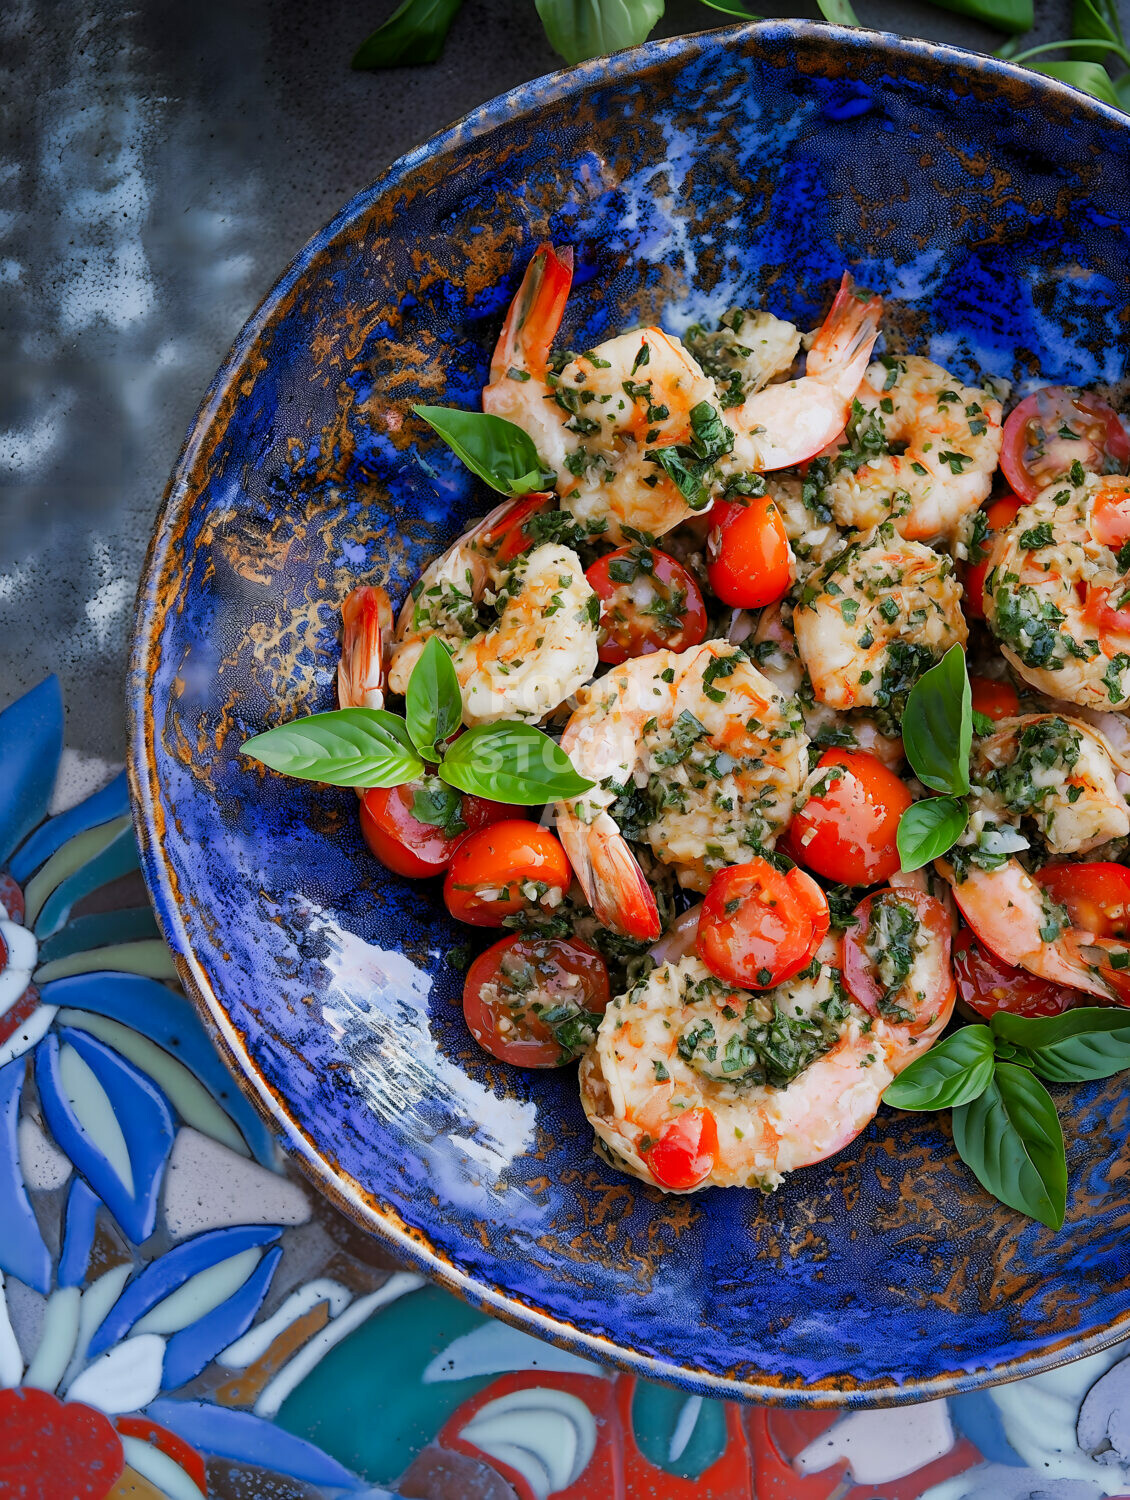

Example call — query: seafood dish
[242,242,1130,1206]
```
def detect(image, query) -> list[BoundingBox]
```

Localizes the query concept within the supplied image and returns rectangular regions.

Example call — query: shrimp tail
[559,808,661,941]
[806,272,883,390]
[489,242,574,386]
[338,585,393,711]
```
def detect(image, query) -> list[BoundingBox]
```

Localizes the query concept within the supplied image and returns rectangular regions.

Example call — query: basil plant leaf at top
[896,794,969,872]
[1031,59,1123,106]
[902,644,972,795]
[884,1025,996,1111]
[992,1007,1130,1082]
[241,709,424,788]
[351,0,464,69]
[405,636,463,761]
[952,1062,1068,1230]
[440,722,595,805]
[413,405,551,495]
[534,0,665,64]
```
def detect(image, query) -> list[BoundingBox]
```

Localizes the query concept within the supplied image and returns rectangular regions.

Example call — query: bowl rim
[128,16,1130,1407]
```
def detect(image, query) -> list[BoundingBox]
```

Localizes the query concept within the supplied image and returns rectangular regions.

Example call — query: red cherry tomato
[481,493,554,564]
[969,676,1020,723]
[952,926,1079,1019]
[462,934,610,1067]
[963,494,1023,619]
[643,1107,719,1191]
[697,858,829,990]
[1035,862,1130,941]
[360,779,520,879]
[842,888,955,1034]
[585,546,707,664]
[705,495,792,608]
[443,820,572,927]
[1000,386,1130,503]
[784,750,911,887]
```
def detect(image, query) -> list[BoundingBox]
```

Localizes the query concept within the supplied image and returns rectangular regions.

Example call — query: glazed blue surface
[130,22,1130,1403]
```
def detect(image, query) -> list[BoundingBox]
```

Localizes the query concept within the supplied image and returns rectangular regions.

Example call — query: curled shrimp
[483,243,723,543]
[580,943,953,1193]
[825,356,1003,543]
[984,472,1130,711]
[387,496,599,726]
[554,640,808,940]
[725,274,882,473]
[938,713,1130,1001]
[791,524,968,727]
[338,585,393,711]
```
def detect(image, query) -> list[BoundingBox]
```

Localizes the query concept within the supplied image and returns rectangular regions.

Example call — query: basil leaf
[896,795,968,872]
[883,1026,995,1111]
[534,0,665,63]
[405,636,462,760]
[992,1006,1130,1082]
[699,0,761,13]
[439,722,594,804]
[1031,59,1122,106]
[241,709,423,788]
[815,0,861,21]
[646,447,712,510]
[411,781,466,838]
[412,406,550,495]
[1071,0,1120,58]
[971,709,995,736]
[351,0,463,69]
[902,644,972,795]
[931,0,1032,31]
[952,1063,1067,1229]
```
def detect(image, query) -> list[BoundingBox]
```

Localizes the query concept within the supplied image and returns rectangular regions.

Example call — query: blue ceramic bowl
[129,21,1130,1405]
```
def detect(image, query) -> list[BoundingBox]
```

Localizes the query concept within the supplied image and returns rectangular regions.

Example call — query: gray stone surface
[0,0,1075,756]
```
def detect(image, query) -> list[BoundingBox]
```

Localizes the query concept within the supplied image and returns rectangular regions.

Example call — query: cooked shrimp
[338,585,393,711]
[983,472,1130,711]
[751,600,904,767]
[482,242,724,543]
[938,713,1130,1000]
[555,640,808,938]
[725,274,882,473]
[388,498,598,726]
[579,946,953,1192]
[791,523,968,728]
[684,307,802,408]
[823,356,1003,542]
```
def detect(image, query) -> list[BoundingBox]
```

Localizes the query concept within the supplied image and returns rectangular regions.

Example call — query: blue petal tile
[37,908,161,964]
[144,1400,364,1490]
[10,769,130,883]
[58,1176,102,1288]
[0,1057,51,1293]
[88,1223,282,1357]
[949,1392,1027,1466]
[33,827,140,938]
[161,1243,282,1389]
[40,973,275,1166]
[0,677,63,869]
[35,1027,175,1246]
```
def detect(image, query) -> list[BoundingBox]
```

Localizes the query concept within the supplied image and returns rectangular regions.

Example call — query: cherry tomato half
[1000,386,1130,504]
[360,779,520,879]
[462,934,610,1067]
[705,495,792,608]
[842,888,955,1035]
[585,546,707,664]
[952,926,1080,1020]
[784,750,911,887]
[969,675,1020,723]
[643,1107,719,1191]
[697,858,830,990]
[443,820,573,927]
[1035,862,1130,941]
[963,494,1022,620]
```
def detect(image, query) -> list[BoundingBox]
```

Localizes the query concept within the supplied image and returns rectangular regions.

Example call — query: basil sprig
[896,644,976,871]
[241,635,593,805]
[412,405,554,496]
[884,1007,1130,1228]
